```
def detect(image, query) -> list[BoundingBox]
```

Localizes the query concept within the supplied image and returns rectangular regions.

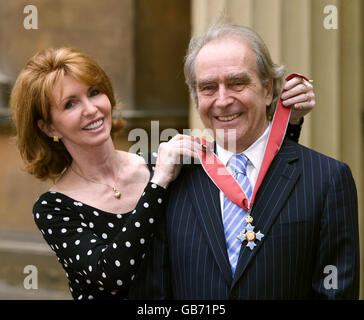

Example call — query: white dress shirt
[216,122,272,214]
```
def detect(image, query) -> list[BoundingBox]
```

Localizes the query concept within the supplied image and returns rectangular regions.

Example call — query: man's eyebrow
[196,78,216,86]
[196,72,252,86]
[227,72,252,81]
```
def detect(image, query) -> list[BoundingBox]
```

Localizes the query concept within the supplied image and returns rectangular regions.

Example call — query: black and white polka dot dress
[33,179,166,300]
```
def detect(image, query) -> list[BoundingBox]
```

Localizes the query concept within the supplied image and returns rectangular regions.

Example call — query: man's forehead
[196,38,253,59]
[194,39,256,78]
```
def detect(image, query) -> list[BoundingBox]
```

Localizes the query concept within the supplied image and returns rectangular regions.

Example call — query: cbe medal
[236,213,264,250]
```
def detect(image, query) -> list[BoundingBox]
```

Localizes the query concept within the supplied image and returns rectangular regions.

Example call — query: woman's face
[47,75,113,151]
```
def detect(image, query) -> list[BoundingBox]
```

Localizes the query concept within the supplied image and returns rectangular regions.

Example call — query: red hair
[10,47,125,181]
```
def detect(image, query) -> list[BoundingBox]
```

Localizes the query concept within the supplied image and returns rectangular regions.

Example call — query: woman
[10,47,199,300]
[10,47,314,300]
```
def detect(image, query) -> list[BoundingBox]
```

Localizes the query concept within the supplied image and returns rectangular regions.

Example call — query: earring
[53,136,59,142]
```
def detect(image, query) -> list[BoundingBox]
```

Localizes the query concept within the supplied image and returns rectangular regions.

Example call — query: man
[130,24,359,299]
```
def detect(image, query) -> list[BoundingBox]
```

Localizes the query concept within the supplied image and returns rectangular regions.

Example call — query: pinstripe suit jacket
[129,138,359,299]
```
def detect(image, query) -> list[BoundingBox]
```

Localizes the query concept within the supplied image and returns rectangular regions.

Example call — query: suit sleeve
[311,162,360,299]
[128,205,172,299]
[128,152,172,299]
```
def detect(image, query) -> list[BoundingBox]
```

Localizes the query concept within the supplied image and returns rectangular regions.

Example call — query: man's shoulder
[178,162,203,181]
[167,162,203,193]
[283,138,350,172]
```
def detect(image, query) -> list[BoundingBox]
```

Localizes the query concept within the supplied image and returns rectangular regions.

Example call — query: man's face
[195,38,273,153]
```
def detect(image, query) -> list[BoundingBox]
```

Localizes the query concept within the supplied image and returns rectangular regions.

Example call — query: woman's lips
[83,119,104,130]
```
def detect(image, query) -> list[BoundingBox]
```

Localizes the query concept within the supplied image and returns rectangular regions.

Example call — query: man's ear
[37,119,57,138]
[264,79,274,106]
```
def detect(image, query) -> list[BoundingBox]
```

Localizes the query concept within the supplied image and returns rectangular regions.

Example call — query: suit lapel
[232,140,301,287]
[187,165,233,285]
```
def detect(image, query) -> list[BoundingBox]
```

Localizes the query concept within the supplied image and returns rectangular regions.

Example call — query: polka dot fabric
[33,181,166,300]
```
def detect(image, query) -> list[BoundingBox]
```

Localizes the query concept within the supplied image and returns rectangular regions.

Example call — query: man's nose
[215,86,233,108]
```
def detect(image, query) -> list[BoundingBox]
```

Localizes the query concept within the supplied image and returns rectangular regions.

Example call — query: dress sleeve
[286,118,304,143]
[33,182,166,292]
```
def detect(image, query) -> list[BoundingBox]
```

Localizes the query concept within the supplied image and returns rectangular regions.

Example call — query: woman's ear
[37,119,57,138]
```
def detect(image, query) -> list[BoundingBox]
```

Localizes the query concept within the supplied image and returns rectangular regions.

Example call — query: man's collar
[216,122,272,171]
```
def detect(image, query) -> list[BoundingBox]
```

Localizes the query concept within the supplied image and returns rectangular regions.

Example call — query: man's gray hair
[184,23,286,117]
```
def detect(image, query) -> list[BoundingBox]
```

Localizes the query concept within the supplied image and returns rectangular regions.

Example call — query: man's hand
[281,76,315,124]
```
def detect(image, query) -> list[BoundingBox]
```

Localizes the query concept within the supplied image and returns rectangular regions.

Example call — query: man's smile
[216,113,241,122]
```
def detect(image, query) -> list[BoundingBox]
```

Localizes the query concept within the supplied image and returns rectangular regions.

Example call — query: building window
[0,72,11,125]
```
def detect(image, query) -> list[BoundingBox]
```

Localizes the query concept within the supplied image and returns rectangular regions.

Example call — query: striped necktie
[223,153,252,275]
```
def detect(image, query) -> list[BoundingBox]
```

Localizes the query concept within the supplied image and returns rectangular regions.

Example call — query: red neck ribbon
[196,73,309,211]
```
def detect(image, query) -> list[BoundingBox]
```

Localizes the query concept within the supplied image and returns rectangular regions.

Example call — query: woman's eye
[90,89,100,97]
[64,101,74,109]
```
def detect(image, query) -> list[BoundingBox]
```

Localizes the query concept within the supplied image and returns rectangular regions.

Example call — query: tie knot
[228,153,249,175]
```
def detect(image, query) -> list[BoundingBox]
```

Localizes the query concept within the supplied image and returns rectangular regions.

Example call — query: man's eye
[201,85,216,93]
[231,81,245,88]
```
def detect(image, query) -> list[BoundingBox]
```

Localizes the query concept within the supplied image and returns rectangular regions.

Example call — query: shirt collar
[216,122,272,171]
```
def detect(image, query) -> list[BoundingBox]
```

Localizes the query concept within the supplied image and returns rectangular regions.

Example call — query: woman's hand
[151,134,200,189]
[281,76,315,124]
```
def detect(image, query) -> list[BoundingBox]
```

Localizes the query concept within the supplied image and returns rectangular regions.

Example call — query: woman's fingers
[151,135,200,187]
[282,78,313,100]
[280,76,316,123]
[282,92,314,107]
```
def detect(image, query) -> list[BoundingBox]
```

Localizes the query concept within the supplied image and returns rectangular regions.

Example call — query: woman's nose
[82,98,98,116]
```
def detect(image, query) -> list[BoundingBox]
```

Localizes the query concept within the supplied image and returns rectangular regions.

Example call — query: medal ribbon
[196,73,309,211]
